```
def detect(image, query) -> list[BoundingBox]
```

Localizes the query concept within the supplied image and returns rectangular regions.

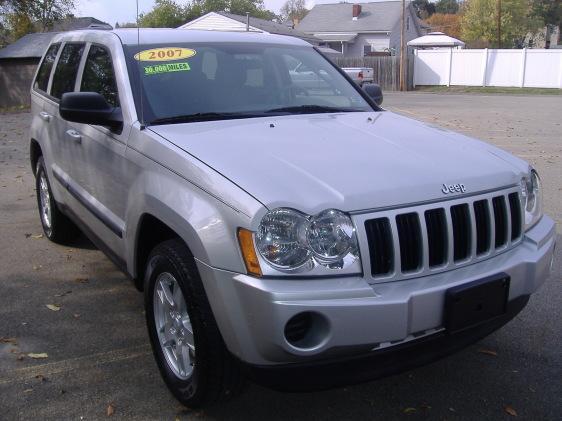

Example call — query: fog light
[284,312,329,350]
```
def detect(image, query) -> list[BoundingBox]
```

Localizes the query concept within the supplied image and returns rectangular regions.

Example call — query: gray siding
[346,33,391,56]
[0,58,38,108]
[389,7,420,56]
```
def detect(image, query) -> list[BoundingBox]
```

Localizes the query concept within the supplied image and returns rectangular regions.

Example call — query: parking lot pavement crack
[0,344,151,385]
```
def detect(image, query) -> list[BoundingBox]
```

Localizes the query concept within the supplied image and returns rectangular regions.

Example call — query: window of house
[34,43,60,93]
[51,43,85,100]
[80,45,119,107]
[363,44,372,56]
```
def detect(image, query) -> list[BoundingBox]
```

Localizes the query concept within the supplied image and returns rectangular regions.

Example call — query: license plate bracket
[445,273,510,333]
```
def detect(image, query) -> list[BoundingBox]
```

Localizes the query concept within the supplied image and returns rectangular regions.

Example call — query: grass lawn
[414,85,562,95]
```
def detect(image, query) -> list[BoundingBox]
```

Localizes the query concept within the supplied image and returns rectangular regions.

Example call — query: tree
[435,0,459,14]
[1,0,75,31]
[461,0,543,47]
[138,0,278,28]
[280,0,308,23]
[412,0,436,19]
[530,0,561,27]
[425,13,461,38]
[138,0,189,28]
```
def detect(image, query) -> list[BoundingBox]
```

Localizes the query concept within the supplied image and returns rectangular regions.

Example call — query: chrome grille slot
[360,186,522,284]
[424,208,447,267]
[364,218,394,276]
[396,213,422,272]
[493,196,508,248]
[473,200,491,255]
[450,204,471,262]
[508,192,522,241]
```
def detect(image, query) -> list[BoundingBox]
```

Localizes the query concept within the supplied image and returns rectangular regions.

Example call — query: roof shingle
[297,1,408,33]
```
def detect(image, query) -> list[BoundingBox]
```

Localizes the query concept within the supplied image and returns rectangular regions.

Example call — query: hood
[149,111,527,214]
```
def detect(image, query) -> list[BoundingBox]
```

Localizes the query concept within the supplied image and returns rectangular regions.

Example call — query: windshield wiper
[149,112,262,126]
[264,105,364,115]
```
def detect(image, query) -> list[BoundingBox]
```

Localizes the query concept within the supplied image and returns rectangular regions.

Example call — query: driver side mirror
[362,83,383,106]
[60,92,123,131]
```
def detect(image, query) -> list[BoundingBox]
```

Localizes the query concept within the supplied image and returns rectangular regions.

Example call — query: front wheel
[144,239,244,407]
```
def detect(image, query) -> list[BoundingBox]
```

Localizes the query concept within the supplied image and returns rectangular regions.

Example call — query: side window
[51,43,85,100]
[34,43,60,92]
[80,45,120,107]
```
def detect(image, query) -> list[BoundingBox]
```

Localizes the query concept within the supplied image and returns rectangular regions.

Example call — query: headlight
[307,209,358,264]
[255,207,361,275]
[256,208,310,269]
[521,169,542,231]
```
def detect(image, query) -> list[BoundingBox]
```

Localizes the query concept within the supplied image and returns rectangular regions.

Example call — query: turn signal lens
[237,228,262,277]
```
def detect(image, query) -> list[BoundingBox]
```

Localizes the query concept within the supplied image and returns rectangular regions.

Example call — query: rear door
[45,42,86,197]
[31,42,61,191]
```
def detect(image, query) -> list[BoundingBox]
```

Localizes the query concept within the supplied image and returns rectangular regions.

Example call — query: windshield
[125,43,374,125]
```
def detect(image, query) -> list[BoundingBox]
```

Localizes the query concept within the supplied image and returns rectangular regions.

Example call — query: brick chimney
[352,4,362,20]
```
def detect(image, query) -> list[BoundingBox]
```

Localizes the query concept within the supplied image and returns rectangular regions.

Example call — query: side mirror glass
[362,83,383,106]
[60,92,123,131]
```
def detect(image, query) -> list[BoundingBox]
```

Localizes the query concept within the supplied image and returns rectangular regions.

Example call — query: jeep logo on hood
[442,183,466,194]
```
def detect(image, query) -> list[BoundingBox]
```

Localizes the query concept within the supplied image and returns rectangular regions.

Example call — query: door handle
[66,129,82,144]
[39,111,51,122]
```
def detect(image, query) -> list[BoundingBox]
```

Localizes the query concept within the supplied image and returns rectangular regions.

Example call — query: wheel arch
[131,210,207,291]
[30,138,42,175]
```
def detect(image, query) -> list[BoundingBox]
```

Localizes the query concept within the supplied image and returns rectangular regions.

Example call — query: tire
[35,157,79,244]
[144,239,244,408]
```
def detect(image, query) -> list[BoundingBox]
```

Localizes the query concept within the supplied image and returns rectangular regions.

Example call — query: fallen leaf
[30,234,43,239]
[27,353,48,359]
[54,291,72,297]
[403,407,417,414]
[73,313,81,318]
[35,374,47,382]
[0,337,18,345]
[24,233,32,238]
[504,405,517,417]
[107,404,115,416]
[478,348,498,356]
[23,389,33,393]
[17,354,24,361]
[75,277,89,283]
[46,304,61,312]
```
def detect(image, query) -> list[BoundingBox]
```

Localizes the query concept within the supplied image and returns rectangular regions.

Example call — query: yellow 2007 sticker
[134,47,196,62]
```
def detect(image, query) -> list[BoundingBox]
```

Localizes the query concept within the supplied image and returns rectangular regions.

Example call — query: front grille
[396,213,422,272]
[364,218,394,276]
[365,187,523,280]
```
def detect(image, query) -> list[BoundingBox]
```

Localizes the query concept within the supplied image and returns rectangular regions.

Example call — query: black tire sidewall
[144,247,204,406]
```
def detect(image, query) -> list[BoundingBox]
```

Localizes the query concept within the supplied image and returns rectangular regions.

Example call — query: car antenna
[136,0,145,130]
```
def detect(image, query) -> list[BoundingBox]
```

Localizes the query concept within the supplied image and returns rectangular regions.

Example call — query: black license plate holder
[445,273,510,333]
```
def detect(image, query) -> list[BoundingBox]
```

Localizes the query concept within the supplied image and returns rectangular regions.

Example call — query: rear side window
[34,43,60,92]
[80,45,120,107]
[51,43,85,100]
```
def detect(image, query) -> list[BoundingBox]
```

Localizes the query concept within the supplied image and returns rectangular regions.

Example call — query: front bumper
[196,215,556,370]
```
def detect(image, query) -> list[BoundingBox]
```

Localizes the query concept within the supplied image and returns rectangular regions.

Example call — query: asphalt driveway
[0,92,560,420]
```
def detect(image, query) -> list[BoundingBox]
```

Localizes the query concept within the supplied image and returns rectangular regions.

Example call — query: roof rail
[86,23,113,30]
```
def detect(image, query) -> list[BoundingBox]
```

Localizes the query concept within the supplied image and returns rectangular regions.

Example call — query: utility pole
[496,0,502,48]
[399,0,406,91]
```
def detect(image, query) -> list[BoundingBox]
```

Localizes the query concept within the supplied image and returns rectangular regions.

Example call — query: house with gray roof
[296,1,427,57]
[178,12,319,44]
[0,17,110,108]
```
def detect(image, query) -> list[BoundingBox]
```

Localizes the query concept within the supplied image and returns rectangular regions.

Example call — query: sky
[78,0,402,26]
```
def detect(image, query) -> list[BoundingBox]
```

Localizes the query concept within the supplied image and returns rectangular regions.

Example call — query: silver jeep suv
[30,29,556,407]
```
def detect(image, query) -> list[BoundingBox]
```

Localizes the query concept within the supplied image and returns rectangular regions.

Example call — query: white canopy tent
[407,32,465,49]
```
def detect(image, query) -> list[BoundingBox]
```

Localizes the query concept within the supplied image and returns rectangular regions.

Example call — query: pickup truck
[342,66,374,86]
[30,28,555,408]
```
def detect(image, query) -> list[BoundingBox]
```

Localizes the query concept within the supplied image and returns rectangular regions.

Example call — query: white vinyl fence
[413,49,562,89]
